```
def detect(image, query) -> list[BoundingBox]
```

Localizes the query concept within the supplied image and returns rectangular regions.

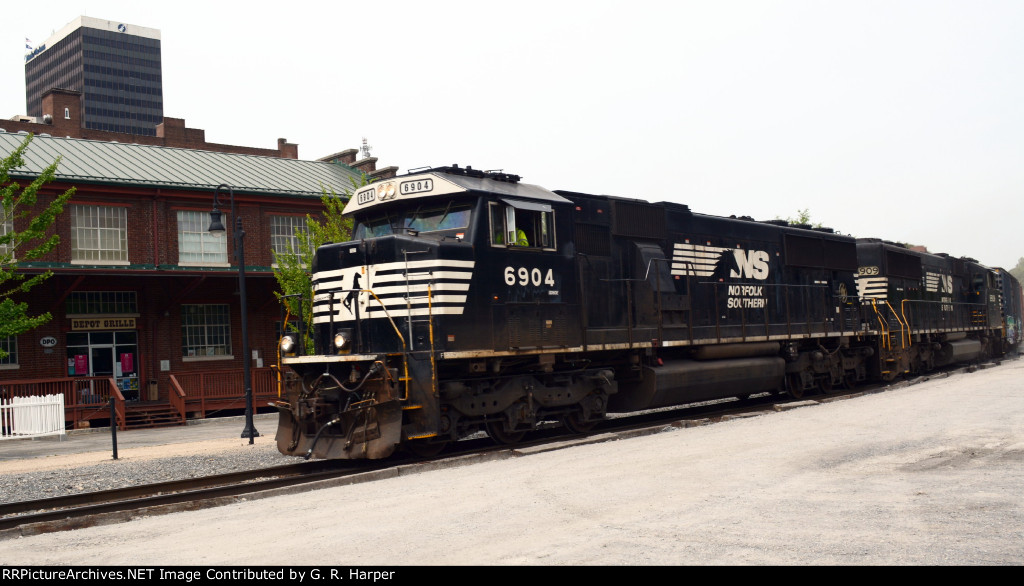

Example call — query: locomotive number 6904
[505,266,556,287]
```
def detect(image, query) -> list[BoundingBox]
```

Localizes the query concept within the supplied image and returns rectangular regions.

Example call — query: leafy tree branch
[272,174,372,354]
[0,134,75,358]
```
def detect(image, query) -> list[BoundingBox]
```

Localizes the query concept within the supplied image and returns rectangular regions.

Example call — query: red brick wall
[0,182,326,398]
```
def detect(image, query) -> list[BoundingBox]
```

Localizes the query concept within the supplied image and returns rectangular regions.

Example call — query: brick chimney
[39,89,82,137]
[277,138,298,159]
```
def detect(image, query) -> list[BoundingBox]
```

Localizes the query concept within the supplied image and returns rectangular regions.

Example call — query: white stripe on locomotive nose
[361,294,468,308]
[312,305,470,324]
[314,282,471,296]
[856,276,889,299]
[370,270,474,283]
[316,259,476,280]
[311,259,477,323]
[312,294,468,309]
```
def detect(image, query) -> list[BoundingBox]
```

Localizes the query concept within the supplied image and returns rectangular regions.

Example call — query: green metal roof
[0,130,362,198]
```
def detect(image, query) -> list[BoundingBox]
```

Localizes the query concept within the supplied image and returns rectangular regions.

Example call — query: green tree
[272,175,372,354]
[1010,257,1024,282]
[0,135,75,358]
[777,208,823,228]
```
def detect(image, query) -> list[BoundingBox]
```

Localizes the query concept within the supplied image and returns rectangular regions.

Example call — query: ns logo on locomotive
[273,165,1023,460]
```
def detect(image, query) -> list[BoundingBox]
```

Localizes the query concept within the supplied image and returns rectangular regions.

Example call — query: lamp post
[209,184,259,443]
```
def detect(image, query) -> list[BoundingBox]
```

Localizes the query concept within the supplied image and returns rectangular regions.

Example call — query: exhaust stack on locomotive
[274,165,1022,460]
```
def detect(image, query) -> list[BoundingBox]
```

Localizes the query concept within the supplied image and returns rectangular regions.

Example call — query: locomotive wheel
[788,373,805,399]
[562,412,596,434]
[818,376,834,395]
[404,439,448,458]
[486,421,526,444]
[842,371,857,390]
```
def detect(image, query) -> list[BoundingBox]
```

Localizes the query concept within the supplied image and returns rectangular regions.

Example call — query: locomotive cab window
[489,199,555,249]
[405,203,472,236]
[353,216,394,239]
[352,203,472,240]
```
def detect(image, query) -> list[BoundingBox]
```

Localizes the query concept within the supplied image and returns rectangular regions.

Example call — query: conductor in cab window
[490,205,535,247]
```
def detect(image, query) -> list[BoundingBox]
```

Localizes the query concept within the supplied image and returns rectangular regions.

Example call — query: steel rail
[0,459,372,532]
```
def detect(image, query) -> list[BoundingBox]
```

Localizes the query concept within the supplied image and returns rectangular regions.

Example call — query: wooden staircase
[124,405,183,429]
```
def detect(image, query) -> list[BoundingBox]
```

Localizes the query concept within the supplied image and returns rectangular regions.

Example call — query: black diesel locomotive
[274,166,1023,459]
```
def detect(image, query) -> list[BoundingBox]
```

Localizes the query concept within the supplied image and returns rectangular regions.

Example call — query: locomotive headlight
[279,334,297,355]
[334,329,353,353]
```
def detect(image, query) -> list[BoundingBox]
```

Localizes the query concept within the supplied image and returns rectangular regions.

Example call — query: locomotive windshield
[406,204,472,233]
[352,203,473,240]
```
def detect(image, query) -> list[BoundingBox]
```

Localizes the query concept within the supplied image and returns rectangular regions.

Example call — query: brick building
[0,130,394,428]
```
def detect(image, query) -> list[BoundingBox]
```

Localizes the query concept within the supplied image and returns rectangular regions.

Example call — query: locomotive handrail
[323,287,412,402]
[576,253,590,349]
[900,299,912,348]
[869,300,891,350]
[277,296,293,398]
[601,256,676,347]
[627,279,634,348]
[402,248,432,349]
[321,287,408,351]
[595,274,848,346]
[885,301,908,349]
[358,288,412,402]
[654,257,665,349]
[428,284,438,398]
[692,280,834,342]
[895,298,989,333]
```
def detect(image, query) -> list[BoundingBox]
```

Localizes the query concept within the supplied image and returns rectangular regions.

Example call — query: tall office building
[25,16,163,136]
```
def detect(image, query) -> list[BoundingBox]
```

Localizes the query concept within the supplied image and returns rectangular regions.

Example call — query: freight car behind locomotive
[274,165,1021,460]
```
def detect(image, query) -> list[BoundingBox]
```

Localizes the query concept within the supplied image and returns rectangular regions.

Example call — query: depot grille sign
[71,317,137,331]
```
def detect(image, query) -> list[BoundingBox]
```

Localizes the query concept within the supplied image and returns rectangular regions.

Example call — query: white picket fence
[0,394,67,440]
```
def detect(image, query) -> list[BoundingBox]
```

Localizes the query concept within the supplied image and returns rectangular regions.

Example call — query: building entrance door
[67,331,140,401]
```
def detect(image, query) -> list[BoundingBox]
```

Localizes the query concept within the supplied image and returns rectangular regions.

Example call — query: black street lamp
[209,183,259,443]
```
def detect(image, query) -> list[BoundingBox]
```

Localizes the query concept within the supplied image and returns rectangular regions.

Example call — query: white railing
[0,394,67,440]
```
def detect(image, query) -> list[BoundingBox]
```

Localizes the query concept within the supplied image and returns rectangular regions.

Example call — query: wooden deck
[0,367,285,430]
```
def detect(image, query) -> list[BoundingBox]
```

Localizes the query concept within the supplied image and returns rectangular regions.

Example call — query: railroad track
[0,364,991,540]
[0,459,384,537]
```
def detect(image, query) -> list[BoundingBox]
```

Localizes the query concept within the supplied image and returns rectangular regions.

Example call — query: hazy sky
[3,1,1022,269]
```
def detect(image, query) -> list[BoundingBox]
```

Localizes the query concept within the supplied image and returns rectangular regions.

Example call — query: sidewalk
[0,412,278,461]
